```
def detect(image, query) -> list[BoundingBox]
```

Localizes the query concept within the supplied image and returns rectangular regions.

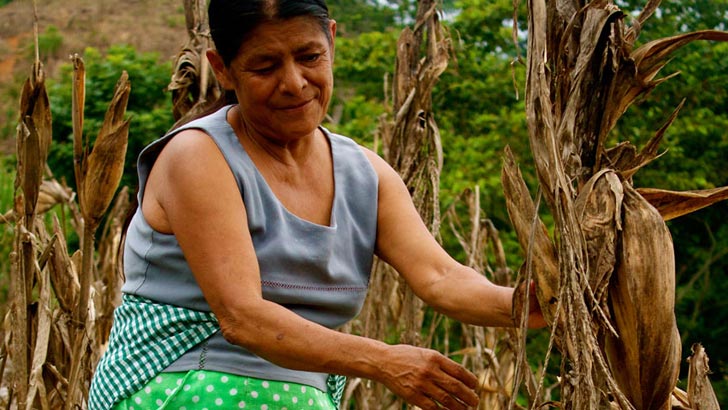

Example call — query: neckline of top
[220,104,338,230]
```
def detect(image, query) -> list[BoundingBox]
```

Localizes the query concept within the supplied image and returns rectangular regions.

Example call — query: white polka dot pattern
[112,371,338,409]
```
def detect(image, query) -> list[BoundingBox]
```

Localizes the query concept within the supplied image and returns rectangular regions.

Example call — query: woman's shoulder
[321,128,390,175]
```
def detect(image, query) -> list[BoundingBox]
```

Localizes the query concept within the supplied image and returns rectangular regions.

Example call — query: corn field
[1,0,727,409]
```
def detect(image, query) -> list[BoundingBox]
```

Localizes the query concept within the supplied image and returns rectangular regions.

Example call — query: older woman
[89,1,544,409]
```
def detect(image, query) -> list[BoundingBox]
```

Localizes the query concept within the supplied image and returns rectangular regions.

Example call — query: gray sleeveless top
[121,105,378,392]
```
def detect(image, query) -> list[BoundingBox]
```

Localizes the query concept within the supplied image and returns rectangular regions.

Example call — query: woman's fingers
[436,359,479,407]
[382,345,480,409]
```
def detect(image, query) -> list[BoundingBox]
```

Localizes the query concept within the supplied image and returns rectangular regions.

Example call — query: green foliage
[328,0,405,36]
[0,157,14,312]
[437,0,535,230]
[24,25,64,61]
[47,45,174,189]
[334,31,400,99]
[328,30,399,146]
[38,25,63,59]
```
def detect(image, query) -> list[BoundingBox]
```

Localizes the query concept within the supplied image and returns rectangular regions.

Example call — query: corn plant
[504,0,728,409]
[1,7,131,407]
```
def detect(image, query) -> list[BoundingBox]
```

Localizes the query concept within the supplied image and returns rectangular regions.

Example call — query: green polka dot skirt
[111,370,337,410]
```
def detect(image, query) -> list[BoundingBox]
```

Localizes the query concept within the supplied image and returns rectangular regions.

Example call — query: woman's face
[213,16,336,143]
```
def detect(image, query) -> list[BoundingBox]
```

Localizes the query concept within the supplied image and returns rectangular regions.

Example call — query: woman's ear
[206,49,234,90]
[328,19,337,61]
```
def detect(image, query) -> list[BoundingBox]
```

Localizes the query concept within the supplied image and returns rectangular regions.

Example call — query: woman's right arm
[142,130,479,410]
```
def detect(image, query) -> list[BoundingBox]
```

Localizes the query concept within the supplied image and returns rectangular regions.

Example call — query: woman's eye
[252,65,275,74]
[301,53,321,63]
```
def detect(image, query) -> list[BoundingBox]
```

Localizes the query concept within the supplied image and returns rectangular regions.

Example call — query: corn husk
[79,72,130,228]
[574,169,623,317]
[47,216,80,312]
[18,61,52,218]
[636,187,728,222]
[605,184,680,410]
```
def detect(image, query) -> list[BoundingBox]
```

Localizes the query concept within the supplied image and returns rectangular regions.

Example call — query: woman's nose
[278,61,307,95]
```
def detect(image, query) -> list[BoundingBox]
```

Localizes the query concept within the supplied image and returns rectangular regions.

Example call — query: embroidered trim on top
[261,280,368,292]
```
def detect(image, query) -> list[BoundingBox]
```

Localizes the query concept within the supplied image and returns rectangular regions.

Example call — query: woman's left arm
[363,148,543,328]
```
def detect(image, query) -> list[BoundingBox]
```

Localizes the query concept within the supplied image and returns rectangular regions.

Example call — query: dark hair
[209,0,331,67]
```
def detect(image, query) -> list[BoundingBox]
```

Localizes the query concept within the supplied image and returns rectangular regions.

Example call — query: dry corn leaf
[36,180,73,215]
[605,184,680,410]
[71,55,86,190]
[26,266,52,410]
[48,216,79,312]
[169,0,219,124]
[671,386,691,408]
[636,187,728,222]
[617,100,683,180]
[613,31,728,120]
[631,31,728,83]
[502,146,560,325]
[687,344,720,410]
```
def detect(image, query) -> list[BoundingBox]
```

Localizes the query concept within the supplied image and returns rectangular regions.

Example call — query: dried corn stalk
[2,40,131,409]
[168,0,221,125]
[503,0,728,408]
[443,187,544,409]
[343,0,449,408]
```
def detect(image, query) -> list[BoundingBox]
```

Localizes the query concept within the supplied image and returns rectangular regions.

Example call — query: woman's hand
[379,344,480,410]
[513,280,548,329]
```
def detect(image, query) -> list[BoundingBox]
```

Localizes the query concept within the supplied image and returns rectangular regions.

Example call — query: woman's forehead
[240,17,330,55]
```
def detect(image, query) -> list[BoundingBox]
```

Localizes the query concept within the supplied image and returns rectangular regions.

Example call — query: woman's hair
[209,0,331,67]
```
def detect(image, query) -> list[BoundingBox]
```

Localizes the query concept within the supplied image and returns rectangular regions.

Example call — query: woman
[89,1,544,409]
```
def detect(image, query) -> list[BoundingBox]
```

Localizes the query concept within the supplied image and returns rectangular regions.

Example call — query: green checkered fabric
[89,294,347,410]
[88,294,220,410]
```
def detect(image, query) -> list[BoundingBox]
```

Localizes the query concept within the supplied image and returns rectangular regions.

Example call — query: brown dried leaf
[632,31,728,84]
[618,100,684,179]
[19,61,52,157]
[99,72,131,138]
[81,120,130,227]
[71,55,86,190]
[687,343,720,410]
[502,146,560,325]
[606,184,680,410]
[636,186,728,222]
[48,216,79,312]
[574,170,623,313]
[78,72,130,227]
[26,266,52,410]
[36,180,73,215]
[18,118,42,217]
[16,62,51,218]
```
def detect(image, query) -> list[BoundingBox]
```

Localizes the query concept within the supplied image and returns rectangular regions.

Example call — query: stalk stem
[63,222,95,410]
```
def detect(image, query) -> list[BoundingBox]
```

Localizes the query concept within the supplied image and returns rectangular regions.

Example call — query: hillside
[0,0,187,154]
